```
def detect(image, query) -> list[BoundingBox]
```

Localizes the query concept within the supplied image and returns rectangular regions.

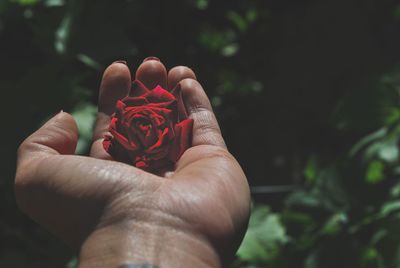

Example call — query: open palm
[15,58,250,267]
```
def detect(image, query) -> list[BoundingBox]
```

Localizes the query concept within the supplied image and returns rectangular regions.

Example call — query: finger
[98,61,132,116]
[179,78,226,148]
[134,58,167,90]
[167,66,197,90]
[91,62,131,158]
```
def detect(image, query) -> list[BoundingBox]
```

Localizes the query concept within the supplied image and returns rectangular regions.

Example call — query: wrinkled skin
[15,58,251,267]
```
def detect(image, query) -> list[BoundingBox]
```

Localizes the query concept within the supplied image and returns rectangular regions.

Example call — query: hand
[15,58,251,267]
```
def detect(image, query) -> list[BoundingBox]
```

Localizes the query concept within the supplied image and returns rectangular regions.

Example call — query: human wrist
[78,220,221,268]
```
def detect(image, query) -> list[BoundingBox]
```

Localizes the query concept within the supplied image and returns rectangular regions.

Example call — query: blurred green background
[1,0,400,267]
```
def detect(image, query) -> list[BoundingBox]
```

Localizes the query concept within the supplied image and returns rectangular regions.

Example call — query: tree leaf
[366,161,385,184]
[71,103,96,155]
[237,205,288,264]
[350,128,387,157]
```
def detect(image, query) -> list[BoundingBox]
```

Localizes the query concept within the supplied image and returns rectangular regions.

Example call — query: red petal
[103,135,112,151]
[129,80,151,97]
[110,128,140,151]
[115,100,126,115]
[145,128,170,153]
[169,119,193,162]
[135,160,148,170]
[109,117,118,130]
[122,96,148,107]
[146,85,176,104]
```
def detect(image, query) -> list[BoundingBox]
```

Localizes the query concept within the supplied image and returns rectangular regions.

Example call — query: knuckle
[196,110,219,130]
[16,138,41,164]
[193,111,224,139]
[180,77,200,89]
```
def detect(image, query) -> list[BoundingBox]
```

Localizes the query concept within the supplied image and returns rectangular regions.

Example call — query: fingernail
[143,56,160,62]
[54,109,63,115]
[53,109,64,118]
[113,60,127,65]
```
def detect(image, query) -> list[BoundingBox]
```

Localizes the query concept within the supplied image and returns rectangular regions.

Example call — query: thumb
[17,111,78,165]
[15,112,101,247]
[15,111,78,221]
[15,111,79,217]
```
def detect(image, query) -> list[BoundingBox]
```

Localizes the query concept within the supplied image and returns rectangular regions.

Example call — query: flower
[103,80,193,171]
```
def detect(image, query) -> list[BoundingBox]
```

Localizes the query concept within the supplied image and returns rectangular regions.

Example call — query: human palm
[15,58,250,267]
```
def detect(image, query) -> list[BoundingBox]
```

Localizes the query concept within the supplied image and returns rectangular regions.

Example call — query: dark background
[1,0,400,267]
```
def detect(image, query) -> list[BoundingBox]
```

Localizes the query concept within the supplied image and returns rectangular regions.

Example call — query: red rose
[103,80,193,171]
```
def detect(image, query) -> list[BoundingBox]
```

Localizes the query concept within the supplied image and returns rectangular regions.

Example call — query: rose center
[135,119,152,134]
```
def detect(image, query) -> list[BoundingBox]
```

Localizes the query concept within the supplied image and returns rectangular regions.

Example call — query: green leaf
[378,140,399,163]
[44,0,65,7]
[55,12,72,54]
[350,128,387,157]
[237,205,288,264]
[366,160,385,184]
[380,201,400,217]
[221,43,239,57]
[390,182,400,198]
[360,247,379,266]
[285,191,320,209]
[77,54,103,71]
[195,0,208,10]
[11,0,40,6]
[361,139,399,163]
[65,257,78,268]
[304,156,318,184]
[199,29,236,52]
[304,250,320,268]
[370,229,388,245]
[246,8,258,22]
[227,11,248,32]
[71,103,96,155]
[385,107,400,125]
[320,213,347,235]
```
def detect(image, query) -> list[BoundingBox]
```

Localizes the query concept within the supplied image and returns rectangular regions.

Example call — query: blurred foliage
[235,70,400,267]
[236,205,289,264]
[0,0,400,267]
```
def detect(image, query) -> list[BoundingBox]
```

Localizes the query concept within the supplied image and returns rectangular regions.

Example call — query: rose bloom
[103,80,193,172]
